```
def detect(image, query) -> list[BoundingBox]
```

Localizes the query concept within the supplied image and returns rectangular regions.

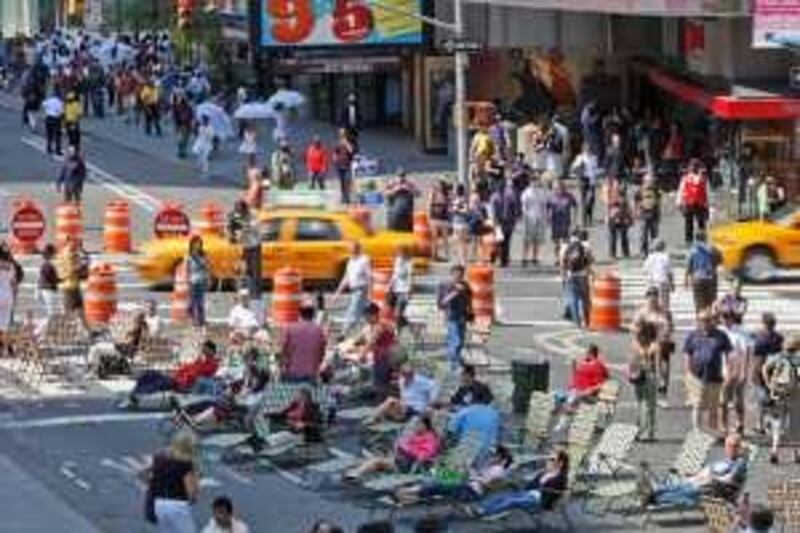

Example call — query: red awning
[647,69,800,121]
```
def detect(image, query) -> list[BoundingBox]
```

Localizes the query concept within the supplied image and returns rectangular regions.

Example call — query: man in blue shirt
[448,402,501,461]
[685,230,721,313]
[683,309,732,434]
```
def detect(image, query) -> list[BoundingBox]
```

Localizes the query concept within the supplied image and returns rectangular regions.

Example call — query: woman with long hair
[144,432,200,532]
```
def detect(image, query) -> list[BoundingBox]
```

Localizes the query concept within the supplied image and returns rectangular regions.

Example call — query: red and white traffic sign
[10,202,46,243]
[154,204,191,239]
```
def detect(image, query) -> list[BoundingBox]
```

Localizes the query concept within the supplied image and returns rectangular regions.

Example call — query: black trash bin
[511,359,550,414]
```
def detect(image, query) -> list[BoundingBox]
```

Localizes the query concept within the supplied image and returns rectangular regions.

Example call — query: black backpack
[564,241,588,273]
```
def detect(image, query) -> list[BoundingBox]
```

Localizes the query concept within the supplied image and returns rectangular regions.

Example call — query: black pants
[144,106,161,136]
[683,205,708,244]
[45,116,62,154]
[243,246,262,299]
[310,172,326,189]
[22,101,35,127]
[66,122,81,149]
[498,223,515,267]
[580,182,595,227]
[337,167,351,204]
[609,223,630,259]
[640,214,659,255]
[91,89,105,118]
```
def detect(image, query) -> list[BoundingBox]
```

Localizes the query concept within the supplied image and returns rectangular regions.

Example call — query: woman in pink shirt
[344,415,441,480]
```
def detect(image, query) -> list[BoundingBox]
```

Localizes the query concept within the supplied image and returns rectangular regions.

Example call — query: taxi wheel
[742,247,776,282]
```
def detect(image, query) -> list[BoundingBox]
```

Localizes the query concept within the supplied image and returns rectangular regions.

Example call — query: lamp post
[368,0,469,188]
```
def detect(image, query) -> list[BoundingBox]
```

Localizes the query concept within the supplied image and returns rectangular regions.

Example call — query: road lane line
[20,135,160,213]
[0,412,169,429]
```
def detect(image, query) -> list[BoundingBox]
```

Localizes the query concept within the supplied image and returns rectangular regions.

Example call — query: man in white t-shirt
[520,177,549,266]
[42,92,64,155]
[642,238,674,313]
[334,241,372,335]
[227,290,260,338]
[720,312,753,434]
[202,496,250,533]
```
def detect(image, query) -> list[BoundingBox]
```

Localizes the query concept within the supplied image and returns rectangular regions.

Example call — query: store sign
[463,0,747,16]
[753,0,800,49]
[260,0,423,47]
[276,55,401,74]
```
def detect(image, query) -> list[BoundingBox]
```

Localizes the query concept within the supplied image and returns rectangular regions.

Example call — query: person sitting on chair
[449,364,494,408]
[364,363,439,425]
[339,302,399,398]
[345,414,441,481]
[88,311,149,378]
[555,344,609,412]
[639,433,748,507]
[467,448,569,517]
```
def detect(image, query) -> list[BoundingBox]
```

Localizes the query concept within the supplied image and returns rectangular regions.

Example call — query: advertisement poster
[753,0,800,48]
[260,0,423,47]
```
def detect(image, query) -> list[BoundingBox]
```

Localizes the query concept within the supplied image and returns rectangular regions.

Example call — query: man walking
[685,230,720,313]
[173,93,194,159]
[560,229,593,329]
[57,146,87,203]
[546,179,578,266]
[305,136,329,190]
[643,238,674,313]
[677,160,710,245]
[683,309,732,434]
[520,176,549,266]
[334,242,371,335]
[438,265,473,372]
[385,170,419,232]
[42,91,64,156]
[490,179,521,268]
[635,173,661,256]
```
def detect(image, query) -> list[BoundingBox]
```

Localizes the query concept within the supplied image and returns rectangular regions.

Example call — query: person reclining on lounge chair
[395,445,513,505]
[268,387,325,444]
[639,433,747,507]
[345,415,441,481]
[124,340,220,407]
[466,448,569,517]
[88,311,149,378]
[364,363,439,425]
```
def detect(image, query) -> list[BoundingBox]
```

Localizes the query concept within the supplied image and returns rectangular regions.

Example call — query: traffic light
[177,0,193,28]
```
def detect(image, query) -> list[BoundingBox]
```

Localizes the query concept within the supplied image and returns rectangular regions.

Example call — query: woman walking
[629,321,659,441]
[143,432,199,533]
[450,184,471,265]
[186,236,209,328]
[333,128,356,204]
[192,116,214,175]
[238,123,258,170]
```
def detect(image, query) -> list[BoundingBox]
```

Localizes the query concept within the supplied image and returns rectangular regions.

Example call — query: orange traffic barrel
[467,263,495,323]
[9,198,46,255]
[370,268,395,324]
[170,260,190,323]
[413,212,432,258]
[348,206,372,233]
[589,273,621,332]
[196,202,225,237]
[103,200,132,253]
[55,202,83,251]
[84,263,118,326]
[271,266,302,326]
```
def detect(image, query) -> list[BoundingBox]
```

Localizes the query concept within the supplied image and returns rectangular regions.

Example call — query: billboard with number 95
[260,0,423,46]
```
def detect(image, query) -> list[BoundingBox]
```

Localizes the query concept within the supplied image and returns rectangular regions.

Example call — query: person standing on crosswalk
[685,230,721,313]
[632,287,673,398]
[643,239,674,314]
[560,229,594,329]
[42,90,64,156]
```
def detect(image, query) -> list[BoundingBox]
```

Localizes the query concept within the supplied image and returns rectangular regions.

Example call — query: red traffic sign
[10,203,46,242]
[154,205,191,239]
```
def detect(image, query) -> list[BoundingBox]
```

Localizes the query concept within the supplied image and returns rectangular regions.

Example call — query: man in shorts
[683,309,732,434]
[520,175,549,266]
[546,179,577,266]
[719,310,753,434]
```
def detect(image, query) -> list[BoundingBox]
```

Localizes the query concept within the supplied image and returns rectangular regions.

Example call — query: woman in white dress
[192,115,215,175]
[238,124,258,169]
[0,248,18,355]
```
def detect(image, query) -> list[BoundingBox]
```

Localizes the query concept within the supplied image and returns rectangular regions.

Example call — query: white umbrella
[233,102,278,121]
[196,101,235,140]
[266,89,306,110]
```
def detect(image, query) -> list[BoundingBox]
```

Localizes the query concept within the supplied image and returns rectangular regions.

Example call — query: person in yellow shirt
[64,92,82,149]
[140,79,162,136]
[470,128,495,179]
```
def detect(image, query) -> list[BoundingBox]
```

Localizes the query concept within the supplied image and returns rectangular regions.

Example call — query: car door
[290,217,349,281]
[259,217,287,279]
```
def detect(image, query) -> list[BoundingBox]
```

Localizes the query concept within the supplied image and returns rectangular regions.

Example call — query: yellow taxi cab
[710,205,800,281]
[133,208,428,286]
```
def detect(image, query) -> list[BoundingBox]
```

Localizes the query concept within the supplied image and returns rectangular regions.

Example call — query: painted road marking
[60,461,91,491]
[0,412,169,429]
[20,135,161,213]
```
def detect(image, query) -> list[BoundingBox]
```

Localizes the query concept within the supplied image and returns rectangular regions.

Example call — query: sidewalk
[0,454,102,533]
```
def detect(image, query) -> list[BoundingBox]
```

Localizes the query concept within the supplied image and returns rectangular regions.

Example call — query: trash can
[511,359,550,414]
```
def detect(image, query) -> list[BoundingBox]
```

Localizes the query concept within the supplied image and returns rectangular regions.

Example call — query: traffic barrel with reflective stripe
[348,206,372,233]
[84,263,118,326]
[467,263,494,323]
[370,268,395,325]
[271,266,302,326]
[170,261,190,323]
[589,273,621,331]
[413,212,432,258]
[196,202,225,237]
[9,198,45,255]
[103,200,132,253]
[55,202,83,251]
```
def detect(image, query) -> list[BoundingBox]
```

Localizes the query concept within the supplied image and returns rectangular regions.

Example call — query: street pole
[454,0,467,188]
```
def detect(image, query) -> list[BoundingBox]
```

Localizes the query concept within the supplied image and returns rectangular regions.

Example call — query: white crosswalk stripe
[616,265,800,333]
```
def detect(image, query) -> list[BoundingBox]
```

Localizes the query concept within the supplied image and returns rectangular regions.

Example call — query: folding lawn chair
[579,423,639,480]
[509,391,556,468]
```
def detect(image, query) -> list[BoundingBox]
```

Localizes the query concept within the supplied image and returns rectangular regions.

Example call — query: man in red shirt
[555,344,609,420]
[305,135,329,190]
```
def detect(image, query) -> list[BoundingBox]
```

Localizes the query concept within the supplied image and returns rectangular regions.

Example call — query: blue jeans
[477,489,542,516]
[344,287,368,334]
[564,276,589,328]
[191,377,223,397]
[652,482,700,507]
[446,319,467,371]
[189,283,206,327]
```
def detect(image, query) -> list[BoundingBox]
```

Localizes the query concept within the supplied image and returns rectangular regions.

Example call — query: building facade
[1,0,40,38]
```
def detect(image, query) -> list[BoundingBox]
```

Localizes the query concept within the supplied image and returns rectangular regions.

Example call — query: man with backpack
[560,229,593,329]
[634,173,661,256]
[762,339,800,464]
[677,160,710,246]
[685,230,721,313]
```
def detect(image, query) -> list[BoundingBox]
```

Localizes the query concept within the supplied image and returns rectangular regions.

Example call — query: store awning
[647,68,800,121]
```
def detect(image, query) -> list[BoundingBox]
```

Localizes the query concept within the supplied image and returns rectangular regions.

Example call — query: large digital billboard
[260,0,423,47]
